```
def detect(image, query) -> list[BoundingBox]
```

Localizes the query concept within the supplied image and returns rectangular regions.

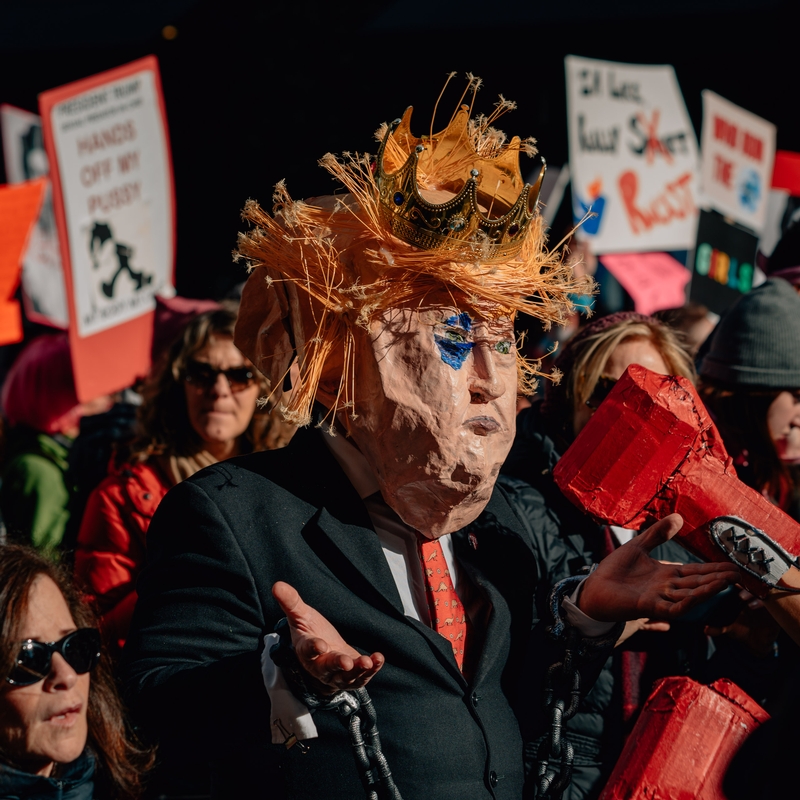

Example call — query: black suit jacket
[123,427,603,799]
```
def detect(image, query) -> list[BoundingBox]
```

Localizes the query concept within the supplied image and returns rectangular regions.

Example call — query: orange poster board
[39,56,175,401]
[0,178,47,345]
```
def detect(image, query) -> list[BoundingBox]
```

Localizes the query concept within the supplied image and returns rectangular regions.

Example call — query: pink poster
[600,252,690,316]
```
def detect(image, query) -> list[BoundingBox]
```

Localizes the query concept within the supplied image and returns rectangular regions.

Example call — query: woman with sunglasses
[0,544,152,798]
[74,305,294,660]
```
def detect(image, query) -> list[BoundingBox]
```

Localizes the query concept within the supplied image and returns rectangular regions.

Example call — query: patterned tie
[419,537,468,670]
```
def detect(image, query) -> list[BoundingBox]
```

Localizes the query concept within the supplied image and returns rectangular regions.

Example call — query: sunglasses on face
[6,628,101,687]
[183,360,256,393]
[585,375,618,411]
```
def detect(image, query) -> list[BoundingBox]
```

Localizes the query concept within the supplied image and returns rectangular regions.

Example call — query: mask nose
[468,341,505,403]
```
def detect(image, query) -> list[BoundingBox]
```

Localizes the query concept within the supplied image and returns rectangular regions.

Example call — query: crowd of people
[2,87,800,800]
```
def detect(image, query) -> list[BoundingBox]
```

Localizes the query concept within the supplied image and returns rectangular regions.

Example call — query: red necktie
[419,538,468,670]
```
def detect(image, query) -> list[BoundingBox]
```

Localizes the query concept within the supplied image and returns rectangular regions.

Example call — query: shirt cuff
[562,579,616,638]
[262,633,319,745]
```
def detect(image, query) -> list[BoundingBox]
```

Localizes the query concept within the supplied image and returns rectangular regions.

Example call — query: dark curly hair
[0,544,154,798]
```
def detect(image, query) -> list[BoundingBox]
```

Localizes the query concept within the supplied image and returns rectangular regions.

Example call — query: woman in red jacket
[74,306,294,658]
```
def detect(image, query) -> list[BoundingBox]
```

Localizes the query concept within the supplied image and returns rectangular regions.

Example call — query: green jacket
[0,426,72,555]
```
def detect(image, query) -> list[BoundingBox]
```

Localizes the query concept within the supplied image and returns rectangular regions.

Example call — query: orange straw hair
[235,95,589,428]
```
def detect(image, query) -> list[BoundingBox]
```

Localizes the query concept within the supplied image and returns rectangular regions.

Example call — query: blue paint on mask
[435,337,473,369]
[435,312,474,370]
[445,312,472,331]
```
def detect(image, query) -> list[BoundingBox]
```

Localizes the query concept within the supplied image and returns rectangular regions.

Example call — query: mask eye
[495,341,512,355]
[445,328,468,343]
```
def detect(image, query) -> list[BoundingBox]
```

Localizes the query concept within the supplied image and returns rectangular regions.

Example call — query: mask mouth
[464,416,500,436]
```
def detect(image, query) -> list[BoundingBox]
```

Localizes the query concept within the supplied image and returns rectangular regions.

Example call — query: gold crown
[374,105,545,263]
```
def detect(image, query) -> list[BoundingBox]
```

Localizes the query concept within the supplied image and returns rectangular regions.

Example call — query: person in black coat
[122,87,738,800]
[502,311,782,799]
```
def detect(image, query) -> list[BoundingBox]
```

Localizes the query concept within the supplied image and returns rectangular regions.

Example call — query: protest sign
[565,55,699,254]
[39,56,175,401]
[0,104,68,328]
[599,252,690,316]
[758,150,800,263]
[0,179,47,345]
[699,91,776,234]
[689,209,758,316]
[534,163,570,229]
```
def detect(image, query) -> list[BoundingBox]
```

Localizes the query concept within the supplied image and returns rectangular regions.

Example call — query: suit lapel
[455,540,510,688]
[454,485,539,688]
[313,508,405,617]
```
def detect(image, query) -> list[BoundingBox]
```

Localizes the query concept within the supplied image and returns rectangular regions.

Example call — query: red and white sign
[0,179,47,345]
[39,56,175,401]
[566,56,700,254]
[699,91,776,233]
[758,150,800,261]
[0,104,68,329]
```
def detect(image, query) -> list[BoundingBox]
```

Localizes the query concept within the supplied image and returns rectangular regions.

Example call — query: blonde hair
[565,315,697,415]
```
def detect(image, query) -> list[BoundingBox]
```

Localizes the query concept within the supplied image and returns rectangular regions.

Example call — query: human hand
[272,581,385,694]
[616,618,671,647]
[579,514,740,622]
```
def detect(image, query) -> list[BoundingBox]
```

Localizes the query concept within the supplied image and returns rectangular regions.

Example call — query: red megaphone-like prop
[553,364,800,597]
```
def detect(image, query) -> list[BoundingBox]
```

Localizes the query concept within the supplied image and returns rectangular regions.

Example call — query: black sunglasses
[184,360,256,393]
[6,628,101,687]
[585,375,618,411]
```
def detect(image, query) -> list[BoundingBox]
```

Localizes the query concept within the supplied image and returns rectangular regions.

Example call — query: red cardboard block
[553,364,800,596]
[599,677,768,800]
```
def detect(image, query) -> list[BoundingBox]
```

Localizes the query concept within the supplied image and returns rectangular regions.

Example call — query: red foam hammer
[553,364,800,596]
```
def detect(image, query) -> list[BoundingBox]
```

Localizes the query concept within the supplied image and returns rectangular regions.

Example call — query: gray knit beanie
[700,277,800,388]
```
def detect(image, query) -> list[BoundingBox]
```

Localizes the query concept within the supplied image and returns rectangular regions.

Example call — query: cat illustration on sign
[88,220,152,299]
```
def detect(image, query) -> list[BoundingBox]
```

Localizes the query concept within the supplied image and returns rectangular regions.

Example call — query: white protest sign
[699,91,776,234]
[0,104,68,328]
[40,57,174,340]
[565,55,700,253]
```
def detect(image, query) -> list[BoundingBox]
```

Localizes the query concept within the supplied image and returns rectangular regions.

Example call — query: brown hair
[544,314,696,441]
[0,544,154,798]
[128,304,294,463]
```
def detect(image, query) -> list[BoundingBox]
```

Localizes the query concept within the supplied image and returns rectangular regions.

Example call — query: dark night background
[1,0,796,300]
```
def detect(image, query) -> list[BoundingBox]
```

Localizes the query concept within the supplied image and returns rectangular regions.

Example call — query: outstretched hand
[272,581,385,694]
[579,514,740,622]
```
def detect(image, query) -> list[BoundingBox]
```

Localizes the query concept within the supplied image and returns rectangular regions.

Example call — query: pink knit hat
[1,334,82,435]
